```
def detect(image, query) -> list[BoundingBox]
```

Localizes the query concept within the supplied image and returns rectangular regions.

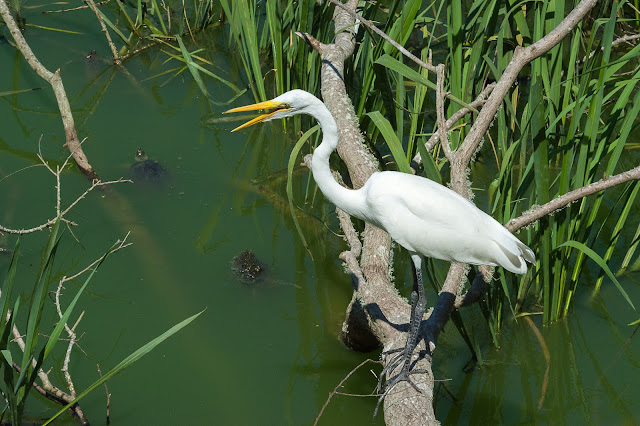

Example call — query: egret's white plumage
[227,89,535,274]
[226,89,535,395]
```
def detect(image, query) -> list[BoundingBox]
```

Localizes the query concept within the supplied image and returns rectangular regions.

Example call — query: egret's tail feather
[492,235,535,274]
[519,241,536,265]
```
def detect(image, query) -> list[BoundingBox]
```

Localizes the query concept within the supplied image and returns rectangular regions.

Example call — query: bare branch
[0,178,130,234]
[4,235,130,425]
[506,165,640,233]
[412,83,496,165]
[314,359,382,426]
[0,0,99,181]
[452,0,599,190]
[11,363,88,424]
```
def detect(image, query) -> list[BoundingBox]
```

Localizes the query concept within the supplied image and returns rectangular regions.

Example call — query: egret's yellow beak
[224,100,290,132]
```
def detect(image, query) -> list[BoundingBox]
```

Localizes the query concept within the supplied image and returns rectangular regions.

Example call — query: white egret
[225,89,535,394]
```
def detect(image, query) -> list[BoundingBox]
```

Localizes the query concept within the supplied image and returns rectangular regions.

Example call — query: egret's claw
[373,357,427,417]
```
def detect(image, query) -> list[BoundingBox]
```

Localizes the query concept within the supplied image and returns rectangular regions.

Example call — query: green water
[1,9,639,425]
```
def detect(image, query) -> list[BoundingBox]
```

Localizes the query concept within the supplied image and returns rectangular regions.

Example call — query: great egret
[225,89,535,394]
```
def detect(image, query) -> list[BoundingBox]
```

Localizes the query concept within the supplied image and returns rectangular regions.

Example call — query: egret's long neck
[309,102,367,219]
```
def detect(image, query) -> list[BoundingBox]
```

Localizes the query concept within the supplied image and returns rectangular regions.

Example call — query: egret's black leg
[374,254,428,414]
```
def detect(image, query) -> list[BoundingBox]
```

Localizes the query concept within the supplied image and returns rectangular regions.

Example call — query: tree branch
[0,153,130,235]
[506,165,640,232]
[0,0,99,181]
[452,0,599,188]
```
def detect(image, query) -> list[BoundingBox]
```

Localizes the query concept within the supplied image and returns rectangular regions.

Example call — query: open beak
[224,100,290,132]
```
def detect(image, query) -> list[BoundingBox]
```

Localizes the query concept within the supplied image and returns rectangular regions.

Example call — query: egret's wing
[363,172,534,273]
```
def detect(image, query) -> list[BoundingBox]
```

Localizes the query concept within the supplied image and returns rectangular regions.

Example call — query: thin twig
[314,359,381,426]
[0,178,131,235]
[61,233,132,284]
[97,364,111,424]
[325,0,437,73]
[42,0,111,14]
[85,0,121,64]
[435,64,452,162]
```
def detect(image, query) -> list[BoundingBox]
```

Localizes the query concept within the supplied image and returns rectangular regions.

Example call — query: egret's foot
[373,342,428,418]
[375,344,422,394]
[373,357,427,417]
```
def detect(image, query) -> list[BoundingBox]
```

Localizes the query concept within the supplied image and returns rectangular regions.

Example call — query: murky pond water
[1,5,639,425]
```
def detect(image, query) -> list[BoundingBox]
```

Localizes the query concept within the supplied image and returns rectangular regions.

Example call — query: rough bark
[302,1,436,423]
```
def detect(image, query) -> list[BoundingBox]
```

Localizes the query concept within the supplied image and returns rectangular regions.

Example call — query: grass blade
[44,309,205,425]
[43,243,116,361]
[287,125,320,258]
[176,35,209,98]
[0,238,19,342]
[367,111,412,173]
[21,217,61,371]
[559,240,635,311]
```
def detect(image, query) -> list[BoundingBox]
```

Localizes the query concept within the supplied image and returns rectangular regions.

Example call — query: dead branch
[0,0,99,181]
[435,64,452,162]
[314,359,382,426]
[0,149,131,235]
[53,235,131,400]
[506,165,640,233]
[11,362,88,424]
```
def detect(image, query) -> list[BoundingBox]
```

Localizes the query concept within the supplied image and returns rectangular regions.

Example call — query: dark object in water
[86,50,98,60]
[128,148,169,185]
[231,250,265,282]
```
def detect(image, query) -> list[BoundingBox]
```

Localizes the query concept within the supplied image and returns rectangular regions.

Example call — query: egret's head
[224,90,321,131]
